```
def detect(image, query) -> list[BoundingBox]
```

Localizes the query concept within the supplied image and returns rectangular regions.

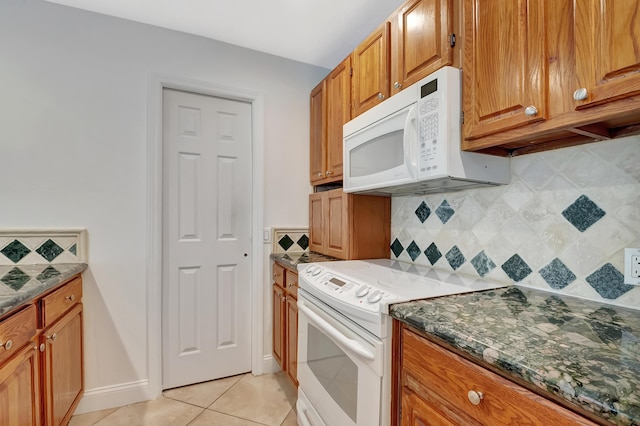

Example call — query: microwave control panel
[417,75,446,177]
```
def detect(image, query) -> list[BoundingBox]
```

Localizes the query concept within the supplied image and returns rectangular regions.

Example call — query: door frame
[146,73,265,397]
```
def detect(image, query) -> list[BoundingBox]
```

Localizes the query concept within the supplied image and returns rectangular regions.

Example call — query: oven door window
[307,323,358,422]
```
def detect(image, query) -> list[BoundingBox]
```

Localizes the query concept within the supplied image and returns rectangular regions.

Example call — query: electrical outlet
[624,248,640,285]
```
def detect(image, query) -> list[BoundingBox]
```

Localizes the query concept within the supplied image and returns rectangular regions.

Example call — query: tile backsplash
[0,229,88,265]
[272,228,309,253]
[391,136,640,309]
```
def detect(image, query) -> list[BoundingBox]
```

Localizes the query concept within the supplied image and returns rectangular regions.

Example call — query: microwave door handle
[404,105,418,175]
[298,300,375,361]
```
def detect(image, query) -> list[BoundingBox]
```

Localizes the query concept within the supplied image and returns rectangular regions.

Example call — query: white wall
[0,0,326,411]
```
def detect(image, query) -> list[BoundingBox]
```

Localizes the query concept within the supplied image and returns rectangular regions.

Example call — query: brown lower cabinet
[272,262,298,387]
[393,321,599,426]
[0,275,83,426]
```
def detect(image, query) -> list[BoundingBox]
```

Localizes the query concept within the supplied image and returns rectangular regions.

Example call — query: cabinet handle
[573,88,588,101]
[325,170,332,177]
[524,105,538,116]
[281,295,286,301]
[273,272,277,278]
[317,172,323,178]
[393,82,401,89]
[289,283,296,287]
[39,343,46,352]
[467,390,484,405]
[0,339,13,351]
[66,294,75,302]
[377,92,385,100]
[47,333,58,342]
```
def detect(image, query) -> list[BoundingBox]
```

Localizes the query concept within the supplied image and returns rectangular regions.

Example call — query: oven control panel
[301,265,398,313]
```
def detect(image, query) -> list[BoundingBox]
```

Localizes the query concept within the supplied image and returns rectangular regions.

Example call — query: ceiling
[45,0,405,69]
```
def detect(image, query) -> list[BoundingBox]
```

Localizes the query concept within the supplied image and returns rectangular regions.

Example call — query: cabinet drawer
[402,329,595,425]
[285,270,298,299]
[41,277,82,328]
[0,304,37,366]
[273,263,285,288]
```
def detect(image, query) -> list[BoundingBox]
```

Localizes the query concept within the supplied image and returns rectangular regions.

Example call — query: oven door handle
[298,300,375,361]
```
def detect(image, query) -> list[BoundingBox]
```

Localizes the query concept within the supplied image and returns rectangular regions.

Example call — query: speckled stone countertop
[270,251,340,270]
[0,263,87,319]
[391,286,640,425]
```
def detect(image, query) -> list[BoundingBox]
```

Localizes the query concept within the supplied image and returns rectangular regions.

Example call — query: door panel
[574,0,640,108]
[163,88,252,389]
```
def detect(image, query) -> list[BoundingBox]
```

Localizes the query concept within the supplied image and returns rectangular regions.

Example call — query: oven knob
[367,290,382,304]
[355,285,369,298]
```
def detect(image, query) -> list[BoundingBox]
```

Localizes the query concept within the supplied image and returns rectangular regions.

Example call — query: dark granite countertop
[0,263,87,319]
[270,251,340,270]
[391,286,640,425]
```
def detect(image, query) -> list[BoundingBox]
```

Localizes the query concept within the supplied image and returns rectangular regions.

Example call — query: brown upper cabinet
[574,1,640,109]
[310,56,352,185]
[390,0,457,94]
[352,22,391,116]
[462,0,640,155]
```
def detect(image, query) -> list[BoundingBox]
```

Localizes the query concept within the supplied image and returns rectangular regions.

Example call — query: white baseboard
[262,354,281,375]
[74,379,156,415]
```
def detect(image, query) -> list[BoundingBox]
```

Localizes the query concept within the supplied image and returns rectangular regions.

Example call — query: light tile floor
[69,372,298,426]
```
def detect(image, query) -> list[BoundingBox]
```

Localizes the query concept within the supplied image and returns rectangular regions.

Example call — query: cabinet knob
[281,295,286,301]
[393,82,401,89]
[39,343,46,352]
[0,339,13,351]
[317,172,323,177]
[573,88,588,101]
[377,92,385,100]
[325,170,332,177]
[47,333,58,342]
[273,272,277,278]
[467,390,484,405]
[524,105,538,116]
[66,294,75,302]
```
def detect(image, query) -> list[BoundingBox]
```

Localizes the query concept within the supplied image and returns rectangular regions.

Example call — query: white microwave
[343,66,509,195]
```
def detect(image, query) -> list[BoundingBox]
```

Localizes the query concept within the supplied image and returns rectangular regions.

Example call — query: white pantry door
[162,88,252,389]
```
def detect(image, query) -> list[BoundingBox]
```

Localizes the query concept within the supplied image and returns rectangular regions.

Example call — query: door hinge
[461,111,465,124]
[350,67,353,76]
[450,33,456,47]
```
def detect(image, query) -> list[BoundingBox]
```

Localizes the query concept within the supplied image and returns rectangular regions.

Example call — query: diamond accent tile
[424,243,442,265]
[36,265,61,282]
[278,235,294,251]
[297,235,309,251]
[36,239,64,262]
[539,258,576,290]
[69,243,77,256]
[435,200,455,224]
[391,239,404,258]
[562,195,606,232]
[406,241,422,261]
[414,201,431,223]
[470,251,496,277]
[1,240,31,263]
[1,267,30,291]
[445,246,465,270]
[586,263,634,299]
[501,254,532,282]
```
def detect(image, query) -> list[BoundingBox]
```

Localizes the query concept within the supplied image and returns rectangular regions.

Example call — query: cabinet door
[393,0,454,93]
[325,189,348,259]
[462,0,547,142]
[285,295,298,387]
[326,56,352,181]
[0,343,40,426]
[272,284,286,369]
[42,303,83,426]
[309,192,325,253]
[574,0,640,108]
[353,22,391,116]
[310,80,327,184]
[401,390,460,426]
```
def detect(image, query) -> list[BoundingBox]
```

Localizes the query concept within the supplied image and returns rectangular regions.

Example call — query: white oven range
[295,258,506,426]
